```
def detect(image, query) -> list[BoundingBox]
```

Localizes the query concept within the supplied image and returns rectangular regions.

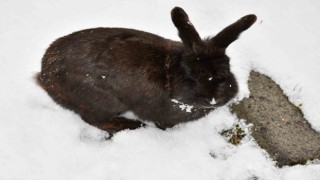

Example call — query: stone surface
[230,71,320,167]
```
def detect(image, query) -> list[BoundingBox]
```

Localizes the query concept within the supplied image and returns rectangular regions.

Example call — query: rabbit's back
[39,27,179,93]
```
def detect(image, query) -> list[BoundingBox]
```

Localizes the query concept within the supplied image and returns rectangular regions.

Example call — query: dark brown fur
[37,7,256,136]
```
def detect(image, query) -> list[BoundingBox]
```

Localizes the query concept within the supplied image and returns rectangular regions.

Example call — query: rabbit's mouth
[172,96,226,109]
[200,98,227,109]
[193,98,218,109]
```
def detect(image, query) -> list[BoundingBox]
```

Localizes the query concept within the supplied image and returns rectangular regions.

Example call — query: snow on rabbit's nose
[210,97,217,105]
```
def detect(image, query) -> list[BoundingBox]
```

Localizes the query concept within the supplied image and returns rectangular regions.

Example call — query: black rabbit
[37,7,256,135]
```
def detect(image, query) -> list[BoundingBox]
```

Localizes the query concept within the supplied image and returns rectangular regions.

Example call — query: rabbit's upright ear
[211,14,257,49]
[171,7,202,49]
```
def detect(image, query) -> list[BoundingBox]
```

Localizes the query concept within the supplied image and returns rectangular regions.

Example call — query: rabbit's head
[171,7,256,108]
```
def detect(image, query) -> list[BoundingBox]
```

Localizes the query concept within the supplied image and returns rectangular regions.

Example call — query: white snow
[171,99,194,113]
[1,0,320,179]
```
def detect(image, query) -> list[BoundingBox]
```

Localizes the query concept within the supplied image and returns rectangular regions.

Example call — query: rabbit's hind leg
[77,91,145,138]
[81,112,146,139]
[92,116,146,139]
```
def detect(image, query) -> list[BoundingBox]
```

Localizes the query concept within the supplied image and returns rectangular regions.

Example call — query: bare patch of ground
[230,71,320,167]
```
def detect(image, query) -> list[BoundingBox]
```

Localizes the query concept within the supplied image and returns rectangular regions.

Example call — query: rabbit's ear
[171,7,202,49]
[211,14,257,49]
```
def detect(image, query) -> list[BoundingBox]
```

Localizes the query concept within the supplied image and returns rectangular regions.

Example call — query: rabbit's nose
[202,97,221,108]
[209,98,226,108]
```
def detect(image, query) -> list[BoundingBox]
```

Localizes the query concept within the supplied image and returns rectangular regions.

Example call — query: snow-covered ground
[1,0,320,179]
